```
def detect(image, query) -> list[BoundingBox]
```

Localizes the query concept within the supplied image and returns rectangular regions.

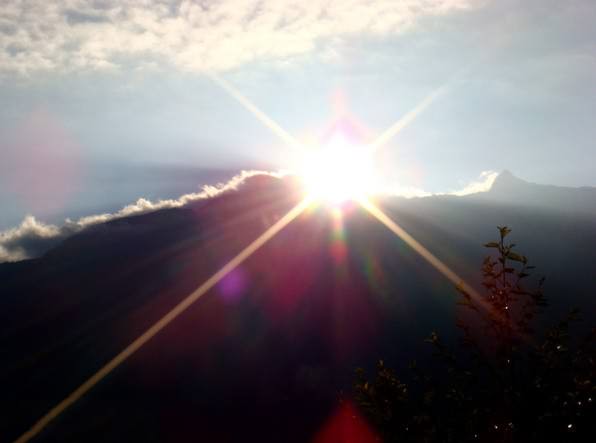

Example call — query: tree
[355,227,595,442]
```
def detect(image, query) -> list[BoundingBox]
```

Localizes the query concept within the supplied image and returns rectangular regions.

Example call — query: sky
[1,0,595,231]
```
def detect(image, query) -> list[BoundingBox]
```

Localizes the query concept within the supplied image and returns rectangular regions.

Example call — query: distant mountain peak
[477,169,596,216]
[498,169,515,180]
[489,170,527,193]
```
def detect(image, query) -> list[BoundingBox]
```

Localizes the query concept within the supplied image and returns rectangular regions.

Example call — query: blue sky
[1,0,595,229]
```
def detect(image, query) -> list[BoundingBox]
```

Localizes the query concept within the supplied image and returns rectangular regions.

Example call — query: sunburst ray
[358,197,485,305]
[208,73,302,150]
[14,197,311,443]
[366,84,448,154]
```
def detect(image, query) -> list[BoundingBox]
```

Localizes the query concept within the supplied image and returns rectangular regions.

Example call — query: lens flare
[300,131,377,204]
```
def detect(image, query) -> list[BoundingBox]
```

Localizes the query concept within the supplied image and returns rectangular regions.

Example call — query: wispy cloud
[383,185,433,199]
[449,170,498,196]
[0,216,67,263]
[0,170,281,263]
[0,0,474,75]
[0,168,499,263]
[384,170,498,198]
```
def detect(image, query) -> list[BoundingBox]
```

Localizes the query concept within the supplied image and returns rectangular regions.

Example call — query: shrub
[355,227,595,442]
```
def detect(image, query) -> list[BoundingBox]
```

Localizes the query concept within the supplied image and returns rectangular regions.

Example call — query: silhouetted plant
[355,227,595,442]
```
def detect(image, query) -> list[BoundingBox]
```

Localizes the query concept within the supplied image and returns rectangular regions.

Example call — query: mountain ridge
[2,170,595,265]
[1,171,595,441]
[469,169,596,215]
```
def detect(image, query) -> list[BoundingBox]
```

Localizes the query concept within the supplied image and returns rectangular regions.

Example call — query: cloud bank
[0,0,473,75]
[0,169,499,263]
[0,170,281,263]
[384,170,498,199]
[449,170,498,196]
[0,215,67,263]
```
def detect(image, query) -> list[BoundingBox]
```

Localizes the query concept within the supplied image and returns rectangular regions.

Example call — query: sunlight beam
[14,197,311,443]
[208,73,302,150]
[366,84,447,154]
[359,198,483,302]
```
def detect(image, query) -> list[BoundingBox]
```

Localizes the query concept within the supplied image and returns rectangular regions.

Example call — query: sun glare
[300,132,377,204]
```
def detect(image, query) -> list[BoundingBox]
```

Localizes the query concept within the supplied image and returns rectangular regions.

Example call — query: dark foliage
[355,227,595,442]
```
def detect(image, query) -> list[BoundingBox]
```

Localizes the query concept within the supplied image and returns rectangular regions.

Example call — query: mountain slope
[472,169,596,215]
[1,173,595,442]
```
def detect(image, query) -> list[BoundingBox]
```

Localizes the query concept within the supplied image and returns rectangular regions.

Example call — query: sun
[299,131,377,204]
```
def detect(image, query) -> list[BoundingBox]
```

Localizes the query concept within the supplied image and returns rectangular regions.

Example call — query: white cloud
[0,215,65,262]
[0,169,282,263]
[0,0,474,75]
[449,170,498,196]
[382,185,433,199]
[383,170,498,198]
[0,168,500,263]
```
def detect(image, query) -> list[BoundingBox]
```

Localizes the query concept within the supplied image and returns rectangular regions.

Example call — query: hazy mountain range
[473,170,596,215]
[1,171,595,442]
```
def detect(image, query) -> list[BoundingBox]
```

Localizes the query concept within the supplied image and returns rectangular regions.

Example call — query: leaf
[507,251,527,263]
[484,242,500,248]
[498,226,512,238]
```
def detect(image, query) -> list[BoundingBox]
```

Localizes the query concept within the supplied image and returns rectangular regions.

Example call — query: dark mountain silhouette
[1,171,595,442]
